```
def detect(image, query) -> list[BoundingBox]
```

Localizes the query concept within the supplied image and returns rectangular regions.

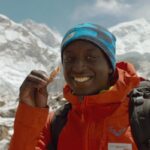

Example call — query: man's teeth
[74,77,90,82]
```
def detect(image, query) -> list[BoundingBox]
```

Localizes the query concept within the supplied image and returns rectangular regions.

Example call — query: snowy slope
[110,18,150,78]
[110,18,150,55]
[0,14,61,102]
[22,19,62,48]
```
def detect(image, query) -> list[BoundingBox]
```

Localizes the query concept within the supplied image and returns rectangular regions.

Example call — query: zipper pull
[80,96,86,122]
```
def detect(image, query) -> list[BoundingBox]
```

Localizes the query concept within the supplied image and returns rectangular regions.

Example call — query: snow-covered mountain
[110,18,150,78]
[0,14,62,103]
[110,18,150,55]
[22,19,61,48]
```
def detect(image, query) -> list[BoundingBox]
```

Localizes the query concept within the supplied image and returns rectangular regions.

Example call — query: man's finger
[30,70,49,81]
[48,66,60,84]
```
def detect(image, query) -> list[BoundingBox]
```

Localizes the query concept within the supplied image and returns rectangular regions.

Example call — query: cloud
[130,1,150,19]
[71,0,150,25]
[72,0,131,21]
[95,0,130,14]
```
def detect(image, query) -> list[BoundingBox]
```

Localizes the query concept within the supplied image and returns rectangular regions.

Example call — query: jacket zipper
[80,96,93,150]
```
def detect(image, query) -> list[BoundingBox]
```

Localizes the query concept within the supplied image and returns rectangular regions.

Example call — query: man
[9,23,140,150]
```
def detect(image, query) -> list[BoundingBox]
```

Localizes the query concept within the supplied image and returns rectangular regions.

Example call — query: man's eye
[87,56,97,61]
[63,57,73,63]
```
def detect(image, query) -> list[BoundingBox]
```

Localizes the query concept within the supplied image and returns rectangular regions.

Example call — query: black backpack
[129,80,150,150]
[48,80,150,150]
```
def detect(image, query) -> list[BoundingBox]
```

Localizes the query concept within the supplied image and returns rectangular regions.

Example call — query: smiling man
[9,23,141,150]
[62,40,113,96]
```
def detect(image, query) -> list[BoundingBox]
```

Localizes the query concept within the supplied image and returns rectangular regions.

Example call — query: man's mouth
[74,77,91,82]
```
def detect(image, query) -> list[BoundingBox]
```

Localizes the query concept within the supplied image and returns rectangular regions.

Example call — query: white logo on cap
[63,31,76,44]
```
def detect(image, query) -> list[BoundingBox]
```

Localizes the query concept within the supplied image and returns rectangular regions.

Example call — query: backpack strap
[48,103,72,150]
[129,80,150,150]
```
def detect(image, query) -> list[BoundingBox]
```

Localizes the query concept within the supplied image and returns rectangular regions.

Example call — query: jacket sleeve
[9,102,54,150]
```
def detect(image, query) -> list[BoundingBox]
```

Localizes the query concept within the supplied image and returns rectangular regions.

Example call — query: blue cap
[61,23,116,71]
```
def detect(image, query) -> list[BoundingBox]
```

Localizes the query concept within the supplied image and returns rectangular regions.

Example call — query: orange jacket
[9,62,140,150]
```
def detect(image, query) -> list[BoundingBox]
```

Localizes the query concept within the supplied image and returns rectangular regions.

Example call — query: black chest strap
[48,103,71,150]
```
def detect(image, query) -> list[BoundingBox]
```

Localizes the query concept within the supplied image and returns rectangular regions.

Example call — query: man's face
[62,40,112,96]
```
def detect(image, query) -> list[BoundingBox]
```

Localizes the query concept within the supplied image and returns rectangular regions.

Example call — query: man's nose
[72,59,86,73]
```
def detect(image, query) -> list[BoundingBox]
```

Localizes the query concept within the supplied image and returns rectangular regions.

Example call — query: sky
[0,0,150,35]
